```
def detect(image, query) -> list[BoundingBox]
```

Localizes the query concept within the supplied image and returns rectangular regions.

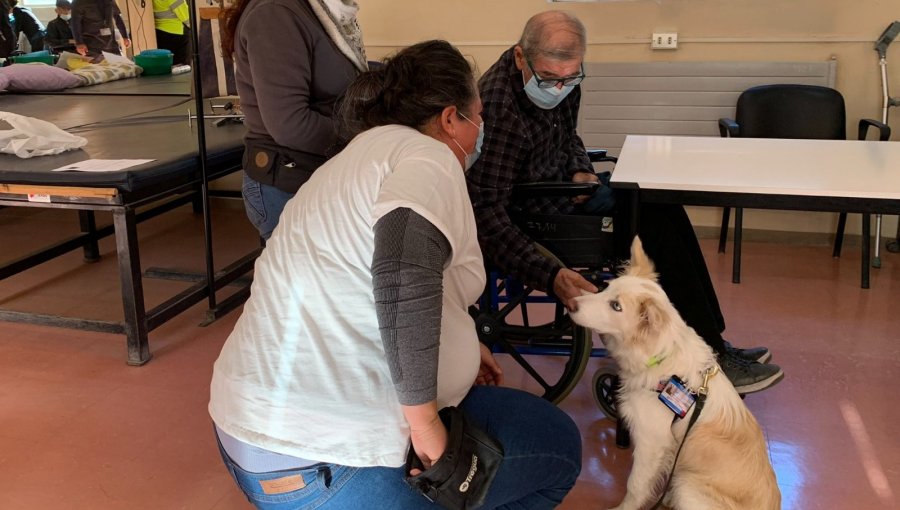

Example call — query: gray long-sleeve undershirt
[372,208,451,406]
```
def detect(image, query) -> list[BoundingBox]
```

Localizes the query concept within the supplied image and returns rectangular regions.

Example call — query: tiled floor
[1,201,898,509]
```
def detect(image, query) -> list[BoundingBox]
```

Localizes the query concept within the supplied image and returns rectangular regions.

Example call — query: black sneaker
[719,351,784,394]
[723,340,771,364]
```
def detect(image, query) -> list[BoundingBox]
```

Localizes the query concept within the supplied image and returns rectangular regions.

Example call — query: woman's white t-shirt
[209,125,486,467]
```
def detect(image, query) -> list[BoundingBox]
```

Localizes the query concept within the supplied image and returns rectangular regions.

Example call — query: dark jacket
[0,0,15,57]
[235,0,359,193]
[71,0,129,57]
[46,16,75,51]
[11,6,45,50]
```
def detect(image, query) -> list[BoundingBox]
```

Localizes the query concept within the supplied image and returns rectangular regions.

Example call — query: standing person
[46,0,76,53]
[209,40,583,509]
[152,0,190,65]
[467,10,784,394]
[8,0,45,51]
[0,0,15,58]
[70,0,131,62]
[221,0,367,241]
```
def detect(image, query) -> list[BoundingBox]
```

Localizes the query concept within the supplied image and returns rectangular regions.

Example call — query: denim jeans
[242,174,295,241]
[215,386,582,509]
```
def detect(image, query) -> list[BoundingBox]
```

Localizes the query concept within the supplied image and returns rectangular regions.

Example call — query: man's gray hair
[518,11,587,62]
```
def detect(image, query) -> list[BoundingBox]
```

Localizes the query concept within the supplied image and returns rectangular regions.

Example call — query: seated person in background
[467,10,784,395]
[209,40,582,509]
[153,0,190,65]
[9,0,45,52]
[70,0,130,62]
[46,0,76,53]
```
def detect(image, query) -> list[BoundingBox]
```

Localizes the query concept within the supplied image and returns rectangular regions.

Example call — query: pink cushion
[0,63,83,91]
[0,73,9,91]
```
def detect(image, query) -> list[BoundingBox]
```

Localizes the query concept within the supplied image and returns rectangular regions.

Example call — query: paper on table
[52,159,155,172]
[102,51,133,65]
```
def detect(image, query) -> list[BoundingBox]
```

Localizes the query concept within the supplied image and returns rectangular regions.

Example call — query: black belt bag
[405,406,504,510]
[242,138,325,194]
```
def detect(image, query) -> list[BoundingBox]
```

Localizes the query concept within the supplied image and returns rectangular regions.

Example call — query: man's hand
[571,171,599,205]
[122,38,132,48]
[475,342,504,386]
[75,44,88,56]
[554,268,598,311]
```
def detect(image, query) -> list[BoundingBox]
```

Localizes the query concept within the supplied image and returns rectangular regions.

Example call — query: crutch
[872,22,900,265]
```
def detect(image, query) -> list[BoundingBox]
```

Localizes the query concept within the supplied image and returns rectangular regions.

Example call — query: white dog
[569,238,780,510]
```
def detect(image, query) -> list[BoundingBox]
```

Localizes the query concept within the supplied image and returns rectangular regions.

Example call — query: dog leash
[648,365,718,510]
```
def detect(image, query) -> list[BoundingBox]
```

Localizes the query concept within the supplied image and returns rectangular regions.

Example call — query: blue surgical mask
[452,112,484,171]
[522,72,574,110]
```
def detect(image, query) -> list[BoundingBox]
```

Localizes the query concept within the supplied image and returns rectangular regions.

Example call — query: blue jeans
[242,174,295,240]
[216,386,582,509]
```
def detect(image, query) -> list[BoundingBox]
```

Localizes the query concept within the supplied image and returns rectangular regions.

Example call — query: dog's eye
[609,300,622,312]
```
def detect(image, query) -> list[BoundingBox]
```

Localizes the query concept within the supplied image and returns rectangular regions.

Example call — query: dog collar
[645,353,667,367]
[653,365,719,395]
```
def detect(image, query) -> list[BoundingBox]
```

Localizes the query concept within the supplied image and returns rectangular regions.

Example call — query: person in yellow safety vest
[153,0,190,65]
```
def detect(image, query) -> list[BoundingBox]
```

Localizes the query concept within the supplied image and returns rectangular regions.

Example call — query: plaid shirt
[467,47,592,292]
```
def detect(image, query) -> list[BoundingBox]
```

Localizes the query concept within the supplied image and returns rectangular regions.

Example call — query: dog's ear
[622,237,658,281]
[636,292,668,339]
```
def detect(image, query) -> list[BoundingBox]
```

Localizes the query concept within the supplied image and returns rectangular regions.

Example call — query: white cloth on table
[0,111,87,158]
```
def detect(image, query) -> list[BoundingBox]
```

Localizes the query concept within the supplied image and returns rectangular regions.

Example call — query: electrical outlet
[651,33,678,50]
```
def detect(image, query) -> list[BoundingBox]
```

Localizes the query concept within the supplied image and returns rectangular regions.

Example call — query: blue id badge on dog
[659,376,696,418]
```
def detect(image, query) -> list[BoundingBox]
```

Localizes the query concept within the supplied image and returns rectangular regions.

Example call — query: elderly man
[467,10,783,394]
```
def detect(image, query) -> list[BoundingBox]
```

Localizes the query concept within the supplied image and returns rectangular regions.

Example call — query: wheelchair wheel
[592,370,620,421]
[476,307,592,404]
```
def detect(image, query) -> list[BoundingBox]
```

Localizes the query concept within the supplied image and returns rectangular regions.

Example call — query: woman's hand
[403,402,448,475]
[476,342,504,386]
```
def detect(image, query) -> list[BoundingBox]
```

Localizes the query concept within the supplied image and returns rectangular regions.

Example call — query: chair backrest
[735,84,846,140]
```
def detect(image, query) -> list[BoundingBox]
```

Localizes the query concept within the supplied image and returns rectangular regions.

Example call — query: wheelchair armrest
[511,181,599,200]
[858,118,891,141]
[587,149,618,164]
[718,118,739,138]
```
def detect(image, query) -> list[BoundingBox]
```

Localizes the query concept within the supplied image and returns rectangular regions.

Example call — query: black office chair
[717,84,891,284]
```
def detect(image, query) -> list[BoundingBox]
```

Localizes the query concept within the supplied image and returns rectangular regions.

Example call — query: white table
[610,135,900,288]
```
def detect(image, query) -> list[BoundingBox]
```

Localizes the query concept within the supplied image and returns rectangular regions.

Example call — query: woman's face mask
[452,112,484,172]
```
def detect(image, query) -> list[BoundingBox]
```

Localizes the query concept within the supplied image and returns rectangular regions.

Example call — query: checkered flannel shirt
[466,47,592,293]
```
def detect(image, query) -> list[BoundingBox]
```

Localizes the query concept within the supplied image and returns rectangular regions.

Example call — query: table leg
[78,210,100,263]
[113,208,151,365]
[861,213,870,289]
[732,208,743,284]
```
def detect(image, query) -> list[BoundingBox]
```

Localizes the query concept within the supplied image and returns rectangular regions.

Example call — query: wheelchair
[469,150,630,447]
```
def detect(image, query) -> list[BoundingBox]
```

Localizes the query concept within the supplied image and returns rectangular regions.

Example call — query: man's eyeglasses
[525,58,585,89]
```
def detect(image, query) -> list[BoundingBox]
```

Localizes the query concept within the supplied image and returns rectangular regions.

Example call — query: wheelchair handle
[511,181,599,200]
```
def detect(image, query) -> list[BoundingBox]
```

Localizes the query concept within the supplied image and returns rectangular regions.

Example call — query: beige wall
[359,0,900,237]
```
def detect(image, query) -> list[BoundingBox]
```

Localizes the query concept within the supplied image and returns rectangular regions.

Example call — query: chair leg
[833,212,847,258]
[732,208,743,284]
[718,207,731,253]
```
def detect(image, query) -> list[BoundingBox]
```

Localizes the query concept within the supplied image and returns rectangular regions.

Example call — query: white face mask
[522,71,574,110]
[60,14,71,21]
[451,112,484,172]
